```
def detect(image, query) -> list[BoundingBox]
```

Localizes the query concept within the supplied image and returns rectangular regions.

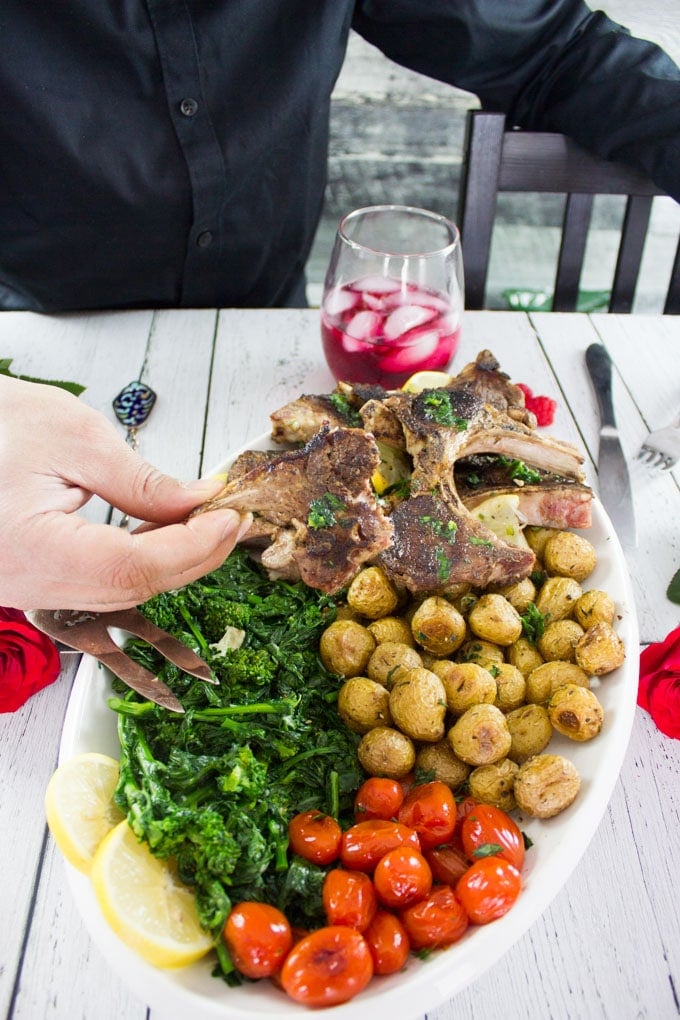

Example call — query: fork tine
[105,608,217,684]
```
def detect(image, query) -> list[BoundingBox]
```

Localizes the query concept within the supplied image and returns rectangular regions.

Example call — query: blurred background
[306,1,680,312]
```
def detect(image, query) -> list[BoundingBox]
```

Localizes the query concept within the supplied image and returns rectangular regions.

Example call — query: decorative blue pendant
[112,381,157,429]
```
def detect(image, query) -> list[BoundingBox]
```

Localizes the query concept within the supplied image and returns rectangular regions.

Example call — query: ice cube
[324,285,359,317]
[377,327,441,373]
[383,304,437,340]
[350,275,402,295]
[345,309,382,341]
[402,287,451,312]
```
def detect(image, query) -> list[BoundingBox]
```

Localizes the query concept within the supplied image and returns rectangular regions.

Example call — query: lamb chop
[195,426,393,593]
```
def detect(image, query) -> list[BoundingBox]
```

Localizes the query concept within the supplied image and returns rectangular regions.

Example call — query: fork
[637,412,680,471]
[27,607,217,713]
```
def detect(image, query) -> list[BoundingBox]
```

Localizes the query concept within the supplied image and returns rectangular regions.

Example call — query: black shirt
[1,1,679,312]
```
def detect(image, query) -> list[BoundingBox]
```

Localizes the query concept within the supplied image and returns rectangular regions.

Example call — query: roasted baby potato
[548,683,604,741]
[357,726,416,779]
[543,531,597,582]
[505,703,553,763]
[410,596,467,656]
[537,619,585,662]
[491,577,537,614]
[573,589,616,630]
[448,703,512,765]
[430,660,497,716]
[492,662,527,712]
[525,660,590,704]
[347,566,399,619]
[337,677,392,734]
[367,641,423,689]
[506,636,544,678]
[467,593,523,646]
[513,753,581,818]
[389,667,448,742]
[415,740,471,789]
[319,619,376,677]
[534,576,582,621]
[467,757,519,812]
[524,526,556,560]
[574,621,626,675]
[367,615,415,647]
[457,638,505,669]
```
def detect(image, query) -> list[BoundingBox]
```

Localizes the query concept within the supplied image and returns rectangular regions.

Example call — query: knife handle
[585,343,616,428]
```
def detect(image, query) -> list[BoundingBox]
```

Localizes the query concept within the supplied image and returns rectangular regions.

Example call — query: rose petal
[640,625,680,677]
[645,671,680,740]
[0,620,61,713]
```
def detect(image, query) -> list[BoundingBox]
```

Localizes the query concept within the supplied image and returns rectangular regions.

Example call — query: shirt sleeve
[352,0,680,201]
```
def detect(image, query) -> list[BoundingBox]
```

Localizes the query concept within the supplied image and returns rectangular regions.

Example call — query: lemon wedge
[371,442,411,495]
[91,820,214,969]
[45,752,125,873]
[401,370,453,393]
[471,494,531,549]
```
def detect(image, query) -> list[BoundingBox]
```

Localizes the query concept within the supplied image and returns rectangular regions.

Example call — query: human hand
[0,376,251,610]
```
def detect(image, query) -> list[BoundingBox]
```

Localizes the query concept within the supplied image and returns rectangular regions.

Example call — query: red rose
[638,626,680,740]
[0,609,62,713]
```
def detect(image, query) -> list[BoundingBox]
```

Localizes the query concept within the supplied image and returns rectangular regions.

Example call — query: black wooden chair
[457,110,680,313]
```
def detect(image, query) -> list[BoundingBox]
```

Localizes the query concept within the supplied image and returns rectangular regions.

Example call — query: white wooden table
[0,309,678,1020]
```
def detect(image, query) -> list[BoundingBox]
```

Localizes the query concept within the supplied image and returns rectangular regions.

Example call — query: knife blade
[585,343,637,547]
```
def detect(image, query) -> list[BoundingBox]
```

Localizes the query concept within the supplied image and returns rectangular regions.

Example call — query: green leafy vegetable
[498,456,543,485]
[521,602,547,644]
[0,357,85,396]
[328,391,362,426]
[667,567,680,605]
[110,548,362,973]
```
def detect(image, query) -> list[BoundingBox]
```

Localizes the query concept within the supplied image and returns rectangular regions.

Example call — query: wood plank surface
[1,310,678,1020]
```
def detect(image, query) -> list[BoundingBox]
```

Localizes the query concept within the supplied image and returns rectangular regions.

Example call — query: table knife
[585,343,637,547]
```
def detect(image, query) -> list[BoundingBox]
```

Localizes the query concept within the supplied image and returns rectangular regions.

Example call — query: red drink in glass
[321,275,461,387]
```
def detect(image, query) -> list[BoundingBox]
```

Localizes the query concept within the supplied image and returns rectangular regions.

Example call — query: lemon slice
[371,442,411,495]
[91,820,214,969]
[45,752,125,873]
[472,494,531,549]
[401,370,453,393]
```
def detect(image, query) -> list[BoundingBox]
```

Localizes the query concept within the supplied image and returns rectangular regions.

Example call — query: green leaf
[0,358,86,396]
[667,567,680,605]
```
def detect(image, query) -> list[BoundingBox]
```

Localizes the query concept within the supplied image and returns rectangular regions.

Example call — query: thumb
[76,439,228,524]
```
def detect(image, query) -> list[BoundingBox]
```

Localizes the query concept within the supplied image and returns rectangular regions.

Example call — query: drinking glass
[320,204,464,387]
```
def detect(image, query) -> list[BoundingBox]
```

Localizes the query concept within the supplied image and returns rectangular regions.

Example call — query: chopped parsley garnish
[422,391,468,430]
[465,472,482,487]
[435,547,451,582]
[419,515,458,540]
[382,478,411,500]
[307,492,346,530]
[498,456,542,485]
[521,602,547,644]
[328,392,362,427]
[469,536,494,548]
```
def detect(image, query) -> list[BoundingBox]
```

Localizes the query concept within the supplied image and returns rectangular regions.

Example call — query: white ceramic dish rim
[58,432,639,1020]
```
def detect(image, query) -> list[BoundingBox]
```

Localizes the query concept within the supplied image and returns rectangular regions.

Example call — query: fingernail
[185,476,225,496]
[220,510,252,541]
[235,512,253,541]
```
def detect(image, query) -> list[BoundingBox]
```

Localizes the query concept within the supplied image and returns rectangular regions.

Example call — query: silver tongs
[27,607,216,713]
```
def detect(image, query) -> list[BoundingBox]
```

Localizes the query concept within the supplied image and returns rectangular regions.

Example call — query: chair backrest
[457,110,680,313]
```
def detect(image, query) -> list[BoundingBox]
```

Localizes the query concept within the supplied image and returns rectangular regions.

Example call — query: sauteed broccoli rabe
[107,548,362,977]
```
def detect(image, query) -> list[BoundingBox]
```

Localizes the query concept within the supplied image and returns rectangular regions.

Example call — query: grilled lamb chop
[195,427,393,593]
[455,456,592,529]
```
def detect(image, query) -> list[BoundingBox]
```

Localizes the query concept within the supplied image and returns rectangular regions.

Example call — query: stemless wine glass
[320,204,464,387]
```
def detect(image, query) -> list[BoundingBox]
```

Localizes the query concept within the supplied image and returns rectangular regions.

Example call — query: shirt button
[196,230,213,248]
[180,97,198,117]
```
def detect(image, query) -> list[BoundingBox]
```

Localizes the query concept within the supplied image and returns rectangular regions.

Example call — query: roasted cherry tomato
[288,809,342,865]
[373,846,432,908]
[397,781,457,849]
[363,910,411,975]
[323,868,378,931]
[280,925,374,1007]
[455,795,480,830]
[354,777,405,821]
[400,884,469,950]
[456,856,522,924]
[223,901,292,979]
[460,804,525,872]
[424,842,471,887]
[340,819,421,872]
